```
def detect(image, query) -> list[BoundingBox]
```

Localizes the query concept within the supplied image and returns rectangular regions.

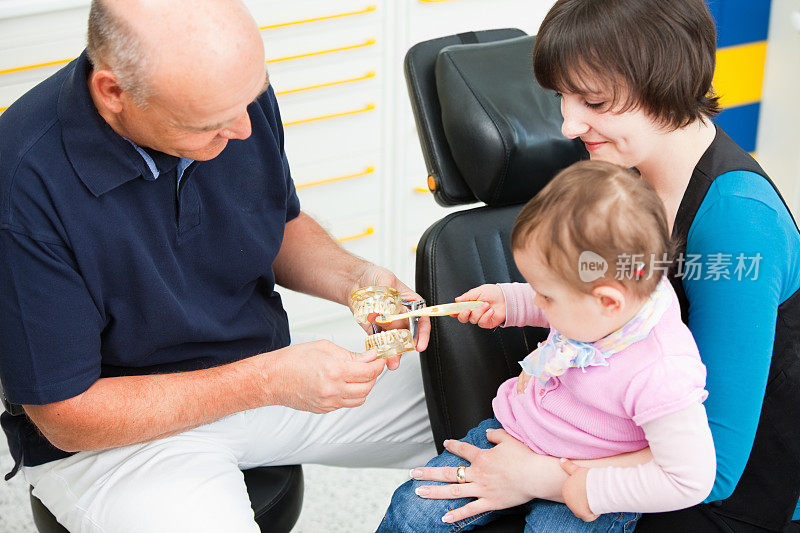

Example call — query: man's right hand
[264,340,386,414]
[22,340,386,453]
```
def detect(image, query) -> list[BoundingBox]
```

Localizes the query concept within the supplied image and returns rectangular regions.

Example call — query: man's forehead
[167,70,270,131]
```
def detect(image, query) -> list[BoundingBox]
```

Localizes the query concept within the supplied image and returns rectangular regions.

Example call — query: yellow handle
[0,21,378,75]
[284,103,375,127]
[0,105,8,114]
[275,71,376,97]
[0,57,73,77]
[338,226,375,242]
[376,301,485,323]
[267,38,376,64]
[413,186,431,194]
[296,166,375,190]
[260,5,377,30]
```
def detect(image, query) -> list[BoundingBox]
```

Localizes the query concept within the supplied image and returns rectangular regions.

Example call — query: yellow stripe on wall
[713,41,767,109]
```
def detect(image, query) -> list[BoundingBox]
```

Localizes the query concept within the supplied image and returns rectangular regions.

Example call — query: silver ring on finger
[455,465,467,484]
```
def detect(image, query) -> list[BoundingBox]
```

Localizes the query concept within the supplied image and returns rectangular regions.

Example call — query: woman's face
[557,88,664,169]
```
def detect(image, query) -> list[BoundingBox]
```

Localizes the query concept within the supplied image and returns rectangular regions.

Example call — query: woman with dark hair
[407,1,800,531]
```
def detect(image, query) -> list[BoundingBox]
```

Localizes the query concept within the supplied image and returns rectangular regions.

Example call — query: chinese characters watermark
[580,252,763,282]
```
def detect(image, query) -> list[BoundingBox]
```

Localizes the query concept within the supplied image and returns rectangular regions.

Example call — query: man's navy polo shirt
[0,51,301,470]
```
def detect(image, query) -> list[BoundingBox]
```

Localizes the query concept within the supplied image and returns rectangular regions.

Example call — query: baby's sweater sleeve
[586,403,716,514]
[497,283,549,328]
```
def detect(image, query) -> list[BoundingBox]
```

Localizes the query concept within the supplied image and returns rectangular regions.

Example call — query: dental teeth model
[350,286,402,324]
[349,286,414,358]
[365,329,416,359]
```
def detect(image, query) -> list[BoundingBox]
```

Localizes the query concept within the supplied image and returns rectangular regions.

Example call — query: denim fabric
[523,499,639,533]
[377,418,640,533]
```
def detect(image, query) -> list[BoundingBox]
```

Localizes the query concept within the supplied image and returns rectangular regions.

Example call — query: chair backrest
[405,30,584,450]
[416,205,548,450]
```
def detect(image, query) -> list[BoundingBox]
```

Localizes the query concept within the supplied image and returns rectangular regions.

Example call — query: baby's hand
[454,284,506,328]
[516,370,532,394]
[559,459,598,522]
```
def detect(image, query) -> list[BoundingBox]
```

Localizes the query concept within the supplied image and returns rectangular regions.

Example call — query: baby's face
[514,247,619,343]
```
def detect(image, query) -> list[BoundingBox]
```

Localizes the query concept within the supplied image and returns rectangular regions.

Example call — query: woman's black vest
[667,129,800,530]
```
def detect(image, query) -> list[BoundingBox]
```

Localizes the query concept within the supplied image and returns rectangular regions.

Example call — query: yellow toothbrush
[374,301,486,324]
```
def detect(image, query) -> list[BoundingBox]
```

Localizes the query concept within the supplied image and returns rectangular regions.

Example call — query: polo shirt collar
[58,51,177,196]
[127,142,182,180]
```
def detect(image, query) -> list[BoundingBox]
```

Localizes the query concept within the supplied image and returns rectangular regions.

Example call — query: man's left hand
[351,265,430,369]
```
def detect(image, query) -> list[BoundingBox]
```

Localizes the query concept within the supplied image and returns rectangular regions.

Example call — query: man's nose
[220,112,252,140]
[560,99,589,139]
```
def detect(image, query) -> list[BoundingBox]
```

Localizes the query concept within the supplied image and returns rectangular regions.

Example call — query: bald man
[0,1,435,530]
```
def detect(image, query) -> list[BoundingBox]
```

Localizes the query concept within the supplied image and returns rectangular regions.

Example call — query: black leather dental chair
[405,29,584,531]
[0,386,303,533]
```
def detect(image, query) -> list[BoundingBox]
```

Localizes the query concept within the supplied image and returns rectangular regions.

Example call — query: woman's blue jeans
[377,418,639,532]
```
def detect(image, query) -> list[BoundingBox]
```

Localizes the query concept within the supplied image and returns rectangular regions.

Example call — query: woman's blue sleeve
[682,189,793,502]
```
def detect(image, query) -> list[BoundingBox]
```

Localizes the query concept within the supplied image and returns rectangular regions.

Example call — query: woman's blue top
[684,170,800,518]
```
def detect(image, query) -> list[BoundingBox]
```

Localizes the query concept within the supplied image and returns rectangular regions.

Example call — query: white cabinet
[0,4,88,110]
[757,0,800,219]
[0,0,553,342]
[245,1,390,330]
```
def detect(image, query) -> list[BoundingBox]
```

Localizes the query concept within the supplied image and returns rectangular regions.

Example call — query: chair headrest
[436,35,585,206]
[404,30,585,207]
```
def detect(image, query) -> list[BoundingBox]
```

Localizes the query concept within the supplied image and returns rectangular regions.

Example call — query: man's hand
[559,458,599,522]
[351,264,430,369]
[266,340,386,413]
[454,284,506,328]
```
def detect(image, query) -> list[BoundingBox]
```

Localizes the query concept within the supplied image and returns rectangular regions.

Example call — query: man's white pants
[22,337,435,533]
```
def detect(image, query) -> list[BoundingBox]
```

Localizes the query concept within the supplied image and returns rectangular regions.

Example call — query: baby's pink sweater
[492,282,707,459]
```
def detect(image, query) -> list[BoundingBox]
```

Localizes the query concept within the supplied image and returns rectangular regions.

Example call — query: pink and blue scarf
[520,277,673,384]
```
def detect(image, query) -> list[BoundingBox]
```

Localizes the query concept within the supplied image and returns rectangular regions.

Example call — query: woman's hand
[410,428,568,522]
[454,284,507,328]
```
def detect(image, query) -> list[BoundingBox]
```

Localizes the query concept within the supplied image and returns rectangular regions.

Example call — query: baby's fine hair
[511,160,673,299]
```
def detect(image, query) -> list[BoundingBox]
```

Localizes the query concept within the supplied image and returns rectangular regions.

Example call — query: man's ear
[591,284,625,316]
[88,69,126,113]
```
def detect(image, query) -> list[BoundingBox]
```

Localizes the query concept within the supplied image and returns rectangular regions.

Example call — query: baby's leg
[377,418,512,532]
[523,499,640,533]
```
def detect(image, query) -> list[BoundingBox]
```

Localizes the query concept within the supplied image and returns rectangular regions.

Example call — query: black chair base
[30,464,303,533]
[29,490,68,533]
[246,464,304,532]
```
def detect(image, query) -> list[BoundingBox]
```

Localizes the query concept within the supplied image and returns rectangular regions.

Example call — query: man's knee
[77,463,259,532]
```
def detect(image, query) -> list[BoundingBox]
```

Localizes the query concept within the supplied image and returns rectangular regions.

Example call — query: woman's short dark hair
[533,0,720,130]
